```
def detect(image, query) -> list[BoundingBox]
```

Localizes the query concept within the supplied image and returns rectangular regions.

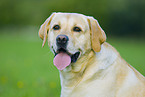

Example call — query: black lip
[54,48,80,63]
[71,52,80,63]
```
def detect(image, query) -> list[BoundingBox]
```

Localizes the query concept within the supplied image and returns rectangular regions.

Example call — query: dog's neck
[59,50,96,87]
[59,43,118,88]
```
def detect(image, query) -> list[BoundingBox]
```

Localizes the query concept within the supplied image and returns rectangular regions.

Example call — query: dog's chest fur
[61,65,117,97]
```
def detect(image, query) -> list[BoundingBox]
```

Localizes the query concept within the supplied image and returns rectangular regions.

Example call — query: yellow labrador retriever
[39,12,145,97]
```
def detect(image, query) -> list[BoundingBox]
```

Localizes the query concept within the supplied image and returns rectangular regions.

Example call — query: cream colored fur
[39,12,145,97]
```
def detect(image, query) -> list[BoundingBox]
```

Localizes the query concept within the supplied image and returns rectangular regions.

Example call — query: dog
[39,12,145,97]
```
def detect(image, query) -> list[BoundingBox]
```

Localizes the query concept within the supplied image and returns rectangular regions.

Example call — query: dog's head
[39,12,106,71]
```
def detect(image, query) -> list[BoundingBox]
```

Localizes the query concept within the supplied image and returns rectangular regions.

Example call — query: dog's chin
[54,48,80,63]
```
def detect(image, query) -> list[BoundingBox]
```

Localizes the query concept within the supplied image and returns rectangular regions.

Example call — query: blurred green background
[0,0,145,97]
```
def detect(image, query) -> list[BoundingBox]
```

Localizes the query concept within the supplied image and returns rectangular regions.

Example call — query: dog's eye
[53,25,60,30]
[73,27,82,32]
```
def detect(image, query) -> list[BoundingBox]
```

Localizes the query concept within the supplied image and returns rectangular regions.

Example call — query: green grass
[0,27,145,97]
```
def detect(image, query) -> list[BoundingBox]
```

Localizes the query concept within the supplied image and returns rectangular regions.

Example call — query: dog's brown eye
[53,25,60,30]
[73,27,81,32]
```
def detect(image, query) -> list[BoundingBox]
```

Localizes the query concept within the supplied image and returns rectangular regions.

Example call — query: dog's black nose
[56,35,69,46]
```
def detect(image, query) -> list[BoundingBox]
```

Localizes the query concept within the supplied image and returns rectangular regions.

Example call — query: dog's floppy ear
[88,16,106,52]
[39,12,56,47]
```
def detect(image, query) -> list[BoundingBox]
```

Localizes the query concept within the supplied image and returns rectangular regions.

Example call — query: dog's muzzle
[53,34,80,70]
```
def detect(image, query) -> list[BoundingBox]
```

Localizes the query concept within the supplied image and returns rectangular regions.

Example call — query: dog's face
[39,12,106,71]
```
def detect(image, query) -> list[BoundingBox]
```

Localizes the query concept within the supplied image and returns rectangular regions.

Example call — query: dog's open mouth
[53,48,80,70]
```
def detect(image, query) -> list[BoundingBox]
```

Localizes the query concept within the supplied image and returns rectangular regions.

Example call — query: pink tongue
[53,52,71,70]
